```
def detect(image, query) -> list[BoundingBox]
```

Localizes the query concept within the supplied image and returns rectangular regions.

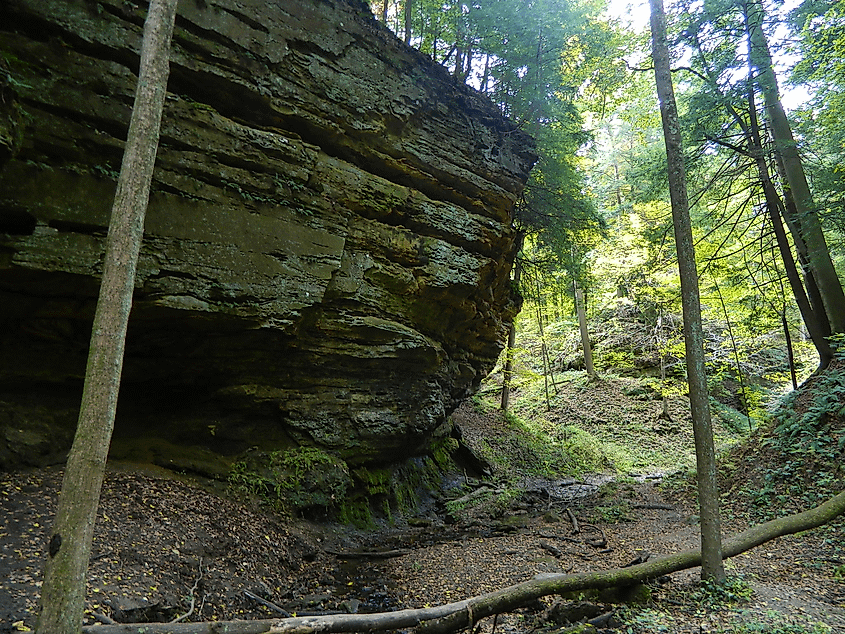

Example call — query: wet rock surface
[0,0,536,468]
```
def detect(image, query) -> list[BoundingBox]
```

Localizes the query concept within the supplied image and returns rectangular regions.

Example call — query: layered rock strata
[0,0,535,470]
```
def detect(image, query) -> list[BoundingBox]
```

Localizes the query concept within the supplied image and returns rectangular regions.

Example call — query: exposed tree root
[80,489,845,634]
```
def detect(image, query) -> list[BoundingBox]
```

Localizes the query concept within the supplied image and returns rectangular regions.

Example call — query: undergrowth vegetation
[475,367,745,480]
[618,572,835,633]
[487,300,841,500]
[468,307,843,633]
[720,354,845,523]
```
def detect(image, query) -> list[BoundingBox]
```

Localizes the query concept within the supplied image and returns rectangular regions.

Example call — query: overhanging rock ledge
[0,0,536,471]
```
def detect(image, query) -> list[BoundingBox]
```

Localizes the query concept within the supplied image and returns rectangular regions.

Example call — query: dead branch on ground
[565,507,580,533]
[171,559,203,623]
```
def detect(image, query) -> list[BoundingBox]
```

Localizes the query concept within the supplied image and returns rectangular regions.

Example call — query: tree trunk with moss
[36,3,177,633]
[649,0,725,584]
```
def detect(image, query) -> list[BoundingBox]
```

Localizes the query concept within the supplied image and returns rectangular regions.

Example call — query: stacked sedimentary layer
[0,0,535,469]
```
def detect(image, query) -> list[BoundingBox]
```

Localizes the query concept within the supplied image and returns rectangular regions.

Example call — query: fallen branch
[539,540,563,558]
[80,489,845,634]
[324,548,411,559]
[581,524,607,549]
[565,508,580,533]
[93,610,118,625]
[171,560,203,623]
[244,590,292,617]
[81,623,280,633]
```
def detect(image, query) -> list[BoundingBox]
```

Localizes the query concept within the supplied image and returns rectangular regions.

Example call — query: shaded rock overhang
[0,0,537,469]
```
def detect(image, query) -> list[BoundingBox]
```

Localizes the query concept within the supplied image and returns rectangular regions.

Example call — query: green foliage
[768,368,845,459]
[619,607,677,632]
[337,498,376,528]
[352,466,392,495]
[727,356,845,520]
[227,458,272,500]
[593,498,632,523]
[715,614,832,634]
[622,580,831,633]
[693,575,753,607]
[228,439,458,526]
[710,399,754,435]
[596,348,637,372]
[92,163,120,180]
[276,447,347,488]
[622,606,833,633]
[790,1,845,257]
[558,425,631,474]
[228,447,351,513]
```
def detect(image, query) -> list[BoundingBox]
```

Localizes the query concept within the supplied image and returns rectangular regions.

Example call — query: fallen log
[80,489,845,634]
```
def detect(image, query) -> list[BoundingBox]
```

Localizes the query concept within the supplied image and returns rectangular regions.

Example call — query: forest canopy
[372,0,845,378]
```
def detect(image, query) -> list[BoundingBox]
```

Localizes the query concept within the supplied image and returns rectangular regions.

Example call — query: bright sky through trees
[604,0,810,110]
[606,0,649,30]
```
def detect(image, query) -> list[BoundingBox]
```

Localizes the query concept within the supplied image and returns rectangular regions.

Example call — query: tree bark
[403,0,413,45]
[36,2,177,633]
[80,489,845,634]
[649,0,725,583]
[500,245,523,411]
[744,82,834,368]
[745,0,845,335]
[574,283,595,378]
[782,312,798,390]
[500,321,516,411]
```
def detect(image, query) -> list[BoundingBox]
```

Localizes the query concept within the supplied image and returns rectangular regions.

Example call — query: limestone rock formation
[0,0,535,471]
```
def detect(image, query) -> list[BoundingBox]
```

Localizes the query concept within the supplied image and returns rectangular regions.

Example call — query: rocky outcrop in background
[0,0,535,472]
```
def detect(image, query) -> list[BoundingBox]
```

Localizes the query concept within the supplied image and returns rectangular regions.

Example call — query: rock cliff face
[0,0,535,471]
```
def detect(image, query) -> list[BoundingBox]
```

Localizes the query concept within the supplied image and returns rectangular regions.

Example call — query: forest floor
[1,379,844,634]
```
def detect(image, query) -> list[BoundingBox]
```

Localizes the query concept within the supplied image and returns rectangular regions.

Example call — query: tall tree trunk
[782,311,798,390]
[403,0,413,45]
[462,46,474,82]
[500,321,516,411]
[650,0,726,583]
[453,46,464,79]
[614,162,623,210]
[382,0,389,24]
[745,0,845,334]
[744,76,834,368]
[534,274,552,409]
[574,282,595,378]
[714,280,752,430]
[36,2,177,632]
[480,53,490,93]
[500,257,522,411]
